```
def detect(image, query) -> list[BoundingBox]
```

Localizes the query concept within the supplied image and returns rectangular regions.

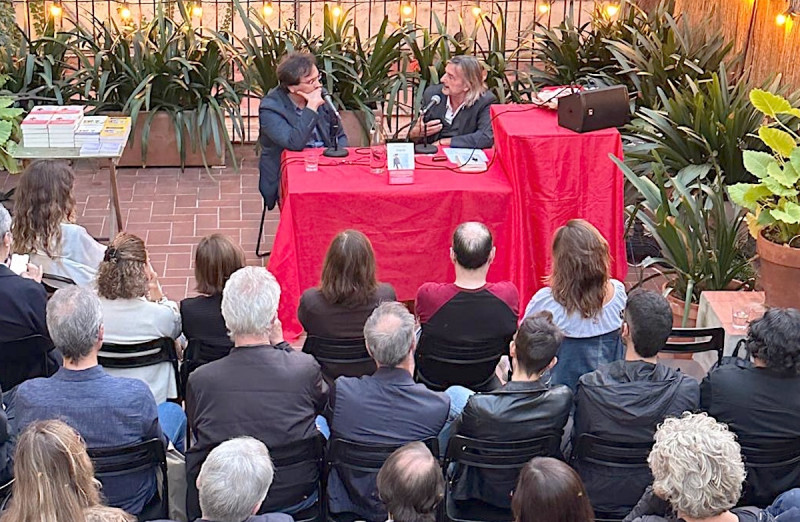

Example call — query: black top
[180,293,233,349]
[0,385,10,485]
[0,264,50,343]
[624,488,769,522]
[298,283,396,339]
[419,84,496,149]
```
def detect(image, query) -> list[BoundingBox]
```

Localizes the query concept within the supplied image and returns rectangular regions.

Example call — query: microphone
[320,87,348,158]
[414,94,442,155]
[321,88,342,121]
[420,95,442,118]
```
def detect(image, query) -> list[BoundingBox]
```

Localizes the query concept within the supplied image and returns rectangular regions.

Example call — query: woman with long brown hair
[523,219,626,390]
[0,419,134,522]
[512,457,594,522]
[12,160,106,287]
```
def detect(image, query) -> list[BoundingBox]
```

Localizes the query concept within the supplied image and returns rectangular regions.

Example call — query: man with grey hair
[325,301,450,522]
[186,267,328,521]
[196,436,292,522]
[14,286,172,518]
[415,221,519,390]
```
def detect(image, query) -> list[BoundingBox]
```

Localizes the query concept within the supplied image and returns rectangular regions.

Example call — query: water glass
[732,306,749,330]
[304,148,320,172]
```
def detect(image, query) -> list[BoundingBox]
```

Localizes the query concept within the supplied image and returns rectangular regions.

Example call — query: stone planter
[340,109,372,148]
[757,232,800,309]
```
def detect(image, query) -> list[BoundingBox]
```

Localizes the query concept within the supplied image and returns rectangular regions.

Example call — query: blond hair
[450,56,488,107]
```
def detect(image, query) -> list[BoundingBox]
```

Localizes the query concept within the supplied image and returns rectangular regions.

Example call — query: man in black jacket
[449,311,572,509]
[572,289,699,519]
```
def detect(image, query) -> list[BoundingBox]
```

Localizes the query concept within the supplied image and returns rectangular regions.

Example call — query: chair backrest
[739,438,800,507]
[416,333,507,391]
[329,436,440,473]
[180,339,233,397]
[572,434,653,469]
[41,273,77,295]
[445,434,558,470]
[302,336,376,382]
[662,327,725,365]
[261,435,326,520]
[87,439,168,518]
[0,334,57,391]
[99,337,181,399]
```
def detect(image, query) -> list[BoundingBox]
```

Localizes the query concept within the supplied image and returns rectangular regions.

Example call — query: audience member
[96,232,182,404]
[524,219,626,391]
[186,267,328,520]
[701,308,800,506]
[512,457,594,522]
[196,437,293,522]
[13,286,179,518]
[180,234,244,381]
[450,311,572,509]
[326,301,451,522]
[572,289,699,518]
[415,222,518,391]
[376,442,444,522]
[0,204,60,392]
[0,419,135,522]
[11,160,105,287]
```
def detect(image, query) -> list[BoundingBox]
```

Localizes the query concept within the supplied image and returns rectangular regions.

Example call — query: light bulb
[262,1,273,16]
[471,4,482,17]
[605,2,620,17]
[776,12,788,25]
[119,4,132,19]
[191,3,202,16]
[538,1,550,14]
[400,3,413,18]
[331,3,343,17]
[49,2,63,17]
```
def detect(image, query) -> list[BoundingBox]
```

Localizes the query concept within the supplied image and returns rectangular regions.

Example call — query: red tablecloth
[491,105,627,308]
[267,149,515,341]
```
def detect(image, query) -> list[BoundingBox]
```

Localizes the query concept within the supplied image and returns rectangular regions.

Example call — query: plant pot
[757,232,800,309]
[340,110,372,148]
[107,111,226,168]
[662,280,746,328]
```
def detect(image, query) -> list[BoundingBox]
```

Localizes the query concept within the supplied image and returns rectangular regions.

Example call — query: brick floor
[0,150,280,301]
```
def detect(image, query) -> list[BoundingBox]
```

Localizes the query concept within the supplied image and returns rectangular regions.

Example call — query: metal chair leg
[256,203,271,258]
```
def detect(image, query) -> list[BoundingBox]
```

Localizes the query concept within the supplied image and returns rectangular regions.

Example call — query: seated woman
[512,457,594,522]
[180,234,245,381]
[0,419,134,522]
[298,230,395,378]
[259,51,347,210]
[408,55,496,149]
[12,160,105,287]
[96,232,182,404]
[524,219,626,391]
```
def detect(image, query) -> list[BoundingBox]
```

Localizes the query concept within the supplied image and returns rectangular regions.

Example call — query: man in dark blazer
[258,52,347,210]
[410,55,496,150]
[325,301,451,522]
[186,267,328,521]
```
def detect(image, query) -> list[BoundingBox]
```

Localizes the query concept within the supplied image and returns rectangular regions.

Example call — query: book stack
[94,117,132,156]
[20,113,52,147]
[75,116,108,148]
[48,111,84,147]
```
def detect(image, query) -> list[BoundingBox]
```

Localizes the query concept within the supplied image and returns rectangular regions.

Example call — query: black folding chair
[443,435,560,522]
[302,336,376,385]
[179,339,233,397]
[88,438,169,519]
[41,273,77,296]
[571,434,654,521]
[740,438,800,507]
[99,337,181,400]
[415,333,507,392]
[0,334,58,392]
[267,436,326,522]
[660,327,725,380]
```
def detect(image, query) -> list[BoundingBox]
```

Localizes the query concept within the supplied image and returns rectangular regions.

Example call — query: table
[491,106,628,307]
[697,291,766,357]
[267,148,515,341]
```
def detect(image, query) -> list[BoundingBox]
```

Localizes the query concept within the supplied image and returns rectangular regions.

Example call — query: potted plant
[729,89,800,309]
[613,158,753,326]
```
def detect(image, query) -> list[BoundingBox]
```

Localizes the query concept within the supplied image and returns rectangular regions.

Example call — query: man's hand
[409,118,443,140]
[297,87,325,111]
[21,263,43,283]
[269,317,285,346]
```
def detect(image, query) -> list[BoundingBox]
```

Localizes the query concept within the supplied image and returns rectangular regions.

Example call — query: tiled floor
[0,150,280,300]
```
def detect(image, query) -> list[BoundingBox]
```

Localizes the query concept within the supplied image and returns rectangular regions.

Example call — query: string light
[470,1,482,18]
[605,1,620,17]
[49,0,63,18]
[262,0,273,16]
[400,1,413,21]
[118,2,132,20]
[190,1,203,17]
[776,0,800,26]
[330,1,343,18]
[537,1,550,14]
[777,12,788,25]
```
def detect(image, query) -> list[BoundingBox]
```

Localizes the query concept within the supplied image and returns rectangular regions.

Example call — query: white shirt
[445,96,465,125]
[30,223,106,287]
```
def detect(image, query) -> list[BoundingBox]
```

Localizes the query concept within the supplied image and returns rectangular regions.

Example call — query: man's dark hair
[277,52,317,87]
[514,311,564,376]
[452,222,492,270]
[625,289,673,358]
[747,308,800,375]
[376,442,444,522]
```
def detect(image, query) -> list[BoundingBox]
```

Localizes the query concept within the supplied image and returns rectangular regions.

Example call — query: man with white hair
[196,436,293,522]
[186,267,328,521]
[415,221,519,390]
[326,301,450,522]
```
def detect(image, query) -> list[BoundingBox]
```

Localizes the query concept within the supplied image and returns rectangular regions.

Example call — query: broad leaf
[764,176,797,197]
[729,183,771,211]
[772,202,800,225]
[742,150,777,179]
[759,127,797,158]
[750,89,793,118]
[0,120,12,146]
[745,212,761,239]
[767,161,800,188]
[791,147,800,177]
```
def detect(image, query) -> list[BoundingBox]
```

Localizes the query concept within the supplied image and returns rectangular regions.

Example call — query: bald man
[414,222,519,391]
[377,442,444,522]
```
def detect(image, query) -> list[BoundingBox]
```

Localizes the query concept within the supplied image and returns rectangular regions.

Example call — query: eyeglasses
[300,74,323,86]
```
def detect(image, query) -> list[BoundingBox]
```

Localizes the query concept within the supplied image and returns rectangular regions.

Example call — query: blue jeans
[157,402,186,454]
[767,488,800,521]
[551,331,624,392]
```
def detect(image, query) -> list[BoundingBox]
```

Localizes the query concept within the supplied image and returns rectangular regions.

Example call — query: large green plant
[729,90,800,246]
[0,76,24,174]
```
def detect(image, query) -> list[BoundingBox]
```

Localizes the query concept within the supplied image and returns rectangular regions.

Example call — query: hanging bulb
[400,1,413,20]
[537,1,550,14]
[262,0,273,16]
[119,3,132,20]
[49,1,63,18]
[191,1,203,17]
[471,2,482,18]
[776,12,789,25]
[605,2,620,17]
[330,2,343,18]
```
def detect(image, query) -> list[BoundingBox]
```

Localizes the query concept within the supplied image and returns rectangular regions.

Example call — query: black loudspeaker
[557,85,630,133]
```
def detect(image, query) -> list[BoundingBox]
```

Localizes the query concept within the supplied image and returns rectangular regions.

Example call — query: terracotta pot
[107,111,225,168]
[340,109,372,148]
[757,232,800,309]
[662,279,746,328]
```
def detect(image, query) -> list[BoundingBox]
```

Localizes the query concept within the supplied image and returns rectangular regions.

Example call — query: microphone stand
[414,110,438,155]
[323,98,348,158]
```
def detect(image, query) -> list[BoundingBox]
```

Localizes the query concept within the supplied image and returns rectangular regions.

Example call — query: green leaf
[791,147,800,177]
[750,89,794,118]
[768,161,800,188]
[743,150,777,179]
[759,126,797,158]
[0,120,12,145]
[763,176,797,197]
[772,202,800,224]
[729,183,771,211]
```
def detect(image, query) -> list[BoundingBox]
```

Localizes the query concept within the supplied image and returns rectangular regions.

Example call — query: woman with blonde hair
[12,159,105,286]
[0,419,133,522]
[523,219,626,390]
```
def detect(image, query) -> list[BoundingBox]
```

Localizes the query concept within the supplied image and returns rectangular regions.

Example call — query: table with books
[13,106,132,237]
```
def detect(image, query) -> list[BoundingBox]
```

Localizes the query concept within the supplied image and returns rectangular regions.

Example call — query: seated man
[376,442,445,522]
[701,307,800,506]
[14,286,170,518]
[450,311,572,509]
[415,222,518,391]
[0,204,60,392]
[327,301,451,522]
[196,437,293,522]
[573,289,699,518]
[186,267,328,520]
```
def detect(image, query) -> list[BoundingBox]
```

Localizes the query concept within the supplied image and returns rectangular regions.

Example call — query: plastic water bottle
[370,113,387,175]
